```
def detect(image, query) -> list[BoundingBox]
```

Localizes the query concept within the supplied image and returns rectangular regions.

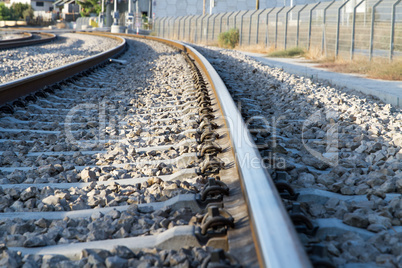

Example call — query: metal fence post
[248,9,259,45]
[200,14,208,42]
[167,17,171,39]
[296,4,308,47]
[275,6,285,49]
[170,17,175,39]
[206,15,211,43]
[178,17,184,39]
[255,9,265,44]
[161,17,167,38]
[219,13,224,34]
[234,10,242,28]
[226,11,235,31]
[265,7,276,47]
[158,18,163,36]
[321,0,335,55]
[369,0,383,60]
[173,18,177,39]
[308,2,321,51]
[188,16,195,41]
[240,11,247,46]
[158,18,162,36]
[350,0,365,60]
[284,6,296,50]
[390,0,402,61]
[211,14,219,42]
[155,18,159,36]
[336,0,351,57]
[195,15,201,42]
[182,16,189,40]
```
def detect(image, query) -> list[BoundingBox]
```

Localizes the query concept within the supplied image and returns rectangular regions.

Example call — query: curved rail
[0,32,56,50]
[113,33,312,268]
[0,32,32,43]
[0,33,126,106]
[0,31,311,267]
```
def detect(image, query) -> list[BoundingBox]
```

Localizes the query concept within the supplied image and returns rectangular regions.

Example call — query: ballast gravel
[0,38,232,266]
[0,205,199,247]
[0,245,237,267]
[193,44,402,267]
[0,33,120,84]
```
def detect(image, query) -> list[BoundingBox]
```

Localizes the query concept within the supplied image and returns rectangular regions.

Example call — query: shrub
[218,28,239,49]
[267,47,305,58]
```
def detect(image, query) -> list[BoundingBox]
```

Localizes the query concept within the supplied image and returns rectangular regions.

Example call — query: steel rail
[112,33,312,268]
[0,32,56,49]
[0,32,126,106]
[0,32,32,43]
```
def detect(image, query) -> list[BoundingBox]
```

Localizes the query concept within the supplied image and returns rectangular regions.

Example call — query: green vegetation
[267,47,305,58]
[218,28,239,49]
[78,0,102,17]
[13,3,33,19]
[0,3,11,20]
[0,2,33,20]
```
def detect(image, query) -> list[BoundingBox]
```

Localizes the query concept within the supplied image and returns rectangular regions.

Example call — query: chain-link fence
[154,0,402,60]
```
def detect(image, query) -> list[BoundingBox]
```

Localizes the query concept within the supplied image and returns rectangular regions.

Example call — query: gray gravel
[0,245,237,267]
[0,38,229,267]
[0,33,120,84]
[0,205,199,247]
[193,44,402,267]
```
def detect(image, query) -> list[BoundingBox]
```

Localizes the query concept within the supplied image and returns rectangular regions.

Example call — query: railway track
[0,33,311,267]
[0,32,56,50]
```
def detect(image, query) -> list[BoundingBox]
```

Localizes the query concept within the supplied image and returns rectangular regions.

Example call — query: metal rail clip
[199,177,229,202]
[288,203,318,236]
[200,206,234,236]
[198,155,225,174]
[201,249,242,268]
[197,141,222,158]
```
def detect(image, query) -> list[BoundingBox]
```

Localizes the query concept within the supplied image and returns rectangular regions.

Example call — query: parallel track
[0,33,311,267]
[0,32,56,50]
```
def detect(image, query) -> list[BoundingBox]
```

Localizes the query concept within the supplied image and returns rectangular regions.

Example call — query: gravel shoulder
[242,54,402,108]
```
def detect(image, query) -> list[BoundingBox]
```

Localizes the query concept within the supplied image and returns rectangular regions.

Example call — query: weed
[267,47,305,58]
[218,28,239,49]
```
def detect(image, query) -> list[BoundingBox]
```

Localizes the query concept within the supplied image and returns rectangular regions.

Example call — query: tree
[78,0,102,16]
[11,3,31,20]
[0,3,11,20]
[22,6,34,20]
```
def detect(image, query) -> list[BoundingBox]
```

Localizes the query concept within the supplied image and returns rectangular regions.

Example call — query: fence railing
[154,0,402,60]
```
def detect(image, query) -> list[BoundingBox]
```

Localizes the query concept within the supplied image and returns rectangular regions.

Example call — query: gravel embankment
[195,45,402,267]
[0,33,120,84]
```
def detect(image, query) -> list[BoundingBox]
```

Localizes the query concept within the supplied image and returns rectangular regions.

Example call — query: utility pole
[203,0,206,15]
[256,0,259,9]
[149,0,152,19]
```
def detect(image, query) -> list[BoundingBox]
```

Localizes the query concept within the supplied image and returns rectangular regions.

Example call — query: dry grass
[188,39,402,81]
[235,44,276,54]
[233,43,402,81]
[314,57,402,80]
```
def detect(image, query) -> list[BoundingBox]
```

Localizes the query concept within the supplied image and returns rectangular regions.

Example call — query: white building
[8,0,56,19]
